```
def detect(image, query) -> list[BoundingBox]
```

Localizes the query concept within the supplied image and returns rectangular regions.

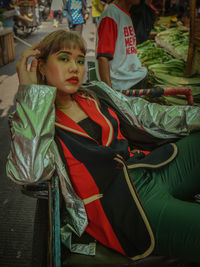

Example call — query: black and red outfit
[55,93,176,259]
[7,84,200,263]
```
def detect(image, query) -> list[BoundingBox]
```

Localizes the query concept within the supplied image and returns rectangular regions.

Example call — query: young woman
[7,30,200,264]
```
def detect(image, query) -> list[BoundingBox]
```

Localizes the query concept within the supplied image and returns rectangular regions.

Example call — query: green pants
[130,132,200,263]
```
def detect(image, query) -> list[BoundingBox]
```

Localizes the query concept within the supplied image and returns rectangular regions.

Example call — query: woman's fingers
[31,43,40,50]
[30,58,38,73]
[19,50,40,71]
[16,43,40,73]
[16,43,41,84]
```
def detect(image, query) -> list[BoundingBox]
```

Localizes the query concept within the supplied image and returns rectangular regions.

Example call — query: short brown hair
[37,30,87,84]
[37,30,98,103]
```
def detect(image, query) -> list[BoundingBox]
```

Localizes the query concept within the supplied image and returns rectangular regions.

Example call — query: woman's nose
[68,60,78,73]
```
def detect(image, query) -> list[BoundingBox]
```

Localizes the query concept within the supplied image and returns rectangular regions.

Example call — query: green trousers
[130,132,200,263]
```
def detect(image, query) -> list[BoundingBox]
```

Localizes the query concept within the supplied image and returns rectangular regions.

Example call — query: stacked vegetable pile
[150,16,174,34]
[151,24,166,34]
[137,41,200,106]
[155,28,189,61]
[148,59,185,77]
[137,40,186,78]
[137,40,173,66]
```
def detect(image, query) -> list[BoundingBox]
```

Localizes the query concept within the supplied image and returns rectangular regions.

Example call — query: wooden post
[162,0,166,16]
[0,27,15,67]
[185,0,196,76]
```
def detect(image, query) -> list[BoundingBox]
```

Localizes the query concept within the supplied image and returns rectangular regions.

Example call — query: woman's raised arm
[6,84,57,184]
[16,43,40,85]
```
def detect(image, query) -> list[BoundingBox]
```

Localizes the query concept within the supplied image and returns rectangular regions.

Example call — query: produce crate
[0,27,15,67]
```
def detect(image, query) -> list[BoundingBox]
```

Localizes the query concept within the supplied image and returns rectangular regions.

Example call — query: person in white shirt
[96,0,148,91]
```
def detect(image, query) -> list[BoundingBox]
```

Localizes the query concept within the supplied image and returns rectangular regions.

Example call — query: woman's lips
[67,77,79,84]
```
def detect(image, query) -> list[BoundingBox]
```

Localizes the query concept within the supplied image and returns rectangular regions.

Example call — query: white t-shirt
[96,3,147,91]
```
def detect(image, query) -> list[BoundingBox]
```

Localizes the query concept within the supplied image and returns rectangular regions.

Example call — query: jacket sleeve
[88,81,200,139]
[127,95,200,139]
[6,84,88,239]
[6,84,57,185]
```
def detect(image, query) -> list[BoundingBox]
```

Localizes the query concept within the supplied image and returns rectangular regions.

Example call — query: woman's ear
[38,59,46,76]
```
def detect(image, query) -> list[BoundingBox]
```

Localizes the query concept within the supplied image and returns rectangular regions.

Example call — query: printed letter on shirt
[123,26,137,55]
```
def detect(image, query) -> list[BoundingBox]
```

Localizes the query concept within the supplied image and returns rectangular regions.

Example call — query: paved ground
[0,12,96,267]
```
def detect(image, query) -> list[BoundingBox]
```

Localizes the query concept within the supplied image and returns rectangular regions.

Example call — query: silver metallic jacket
[6,82,200,254]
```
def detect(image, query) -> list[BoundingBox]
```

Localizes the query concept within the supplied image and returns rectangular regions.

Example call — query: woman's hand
[16,43,41,85]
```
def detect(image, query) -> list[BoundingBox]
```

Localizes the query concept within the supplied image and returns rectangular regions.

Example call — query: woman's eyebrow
[57,51,85,57]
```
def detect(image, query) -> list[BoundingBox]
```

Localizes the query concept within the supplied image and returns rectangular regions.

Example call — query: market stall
[137,0,200,106]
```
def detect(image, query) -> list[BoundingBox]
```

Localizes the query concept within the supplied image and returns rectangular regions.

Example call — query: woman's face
[42,46,85,95]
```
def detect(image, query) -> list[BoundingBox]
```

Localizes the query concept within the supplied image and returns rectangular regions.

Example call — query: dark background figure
[130,0,156,44]
[38,0,50,22]
[51,0,64,27]
[0,0,12,9]
[164,0,171,15]
[63,0,73,29]
[171,0,189,19]
[66,0,88,35]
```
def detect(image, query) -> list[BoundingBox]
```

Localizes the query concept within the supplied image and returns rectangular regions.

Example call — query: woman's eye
[77,59,85,65]
[58,56,69,62]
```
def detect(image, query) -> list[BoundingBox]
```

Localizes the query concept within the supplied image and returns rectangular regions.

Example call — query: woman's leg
[146,193,200,263]
[158,131,200,200]
[131,132,200,263]
[73,24,83,35]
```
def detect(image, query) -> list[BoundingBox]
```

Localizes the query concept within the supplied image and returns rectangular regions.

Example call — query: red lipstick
[67,76,79,84]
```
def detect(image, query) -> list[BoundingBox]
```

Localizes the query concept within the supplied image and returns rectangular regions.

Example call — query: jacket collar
[55,94,114,146]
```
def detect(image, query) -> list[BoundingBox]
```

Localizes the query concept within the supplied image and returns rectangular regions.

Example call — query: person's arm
[96,17,118,87]
[87,81,200,140]
[6,44,57,184]
[6,84,57,185]
[7,44,88,239]
[98,56,112,88]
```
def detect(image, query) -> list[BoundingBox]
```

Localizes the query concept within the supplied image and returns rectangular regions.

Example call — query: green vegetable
[156,28,189,56]
[138,41,173,66]
[137,40,155,49]
[152,24,166,33]
[154,73,200,85]
[148,59,186,77]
